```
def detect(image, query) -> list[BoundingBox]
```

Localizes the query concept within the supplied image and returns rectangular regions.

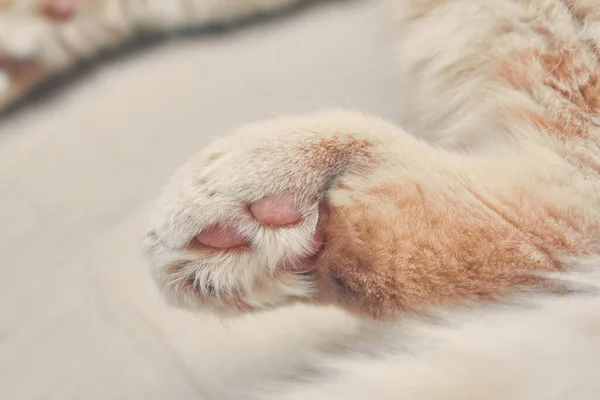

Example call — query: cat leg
[0,0,304,110]
[144,110,571,320]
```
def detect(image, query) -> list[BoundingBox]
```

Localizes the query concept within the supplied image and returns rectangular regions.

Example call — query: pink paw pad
[195,225,247,249]
[39,0,77,22]
[250,194,301,226]
[195,195,322,256]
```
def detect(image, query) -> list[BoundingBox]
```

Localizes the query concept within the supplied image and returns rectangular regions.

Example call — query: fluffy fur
[19,0,597,398]
[0,0,302,108]
[145,0,600,317]
[259,268,600,400]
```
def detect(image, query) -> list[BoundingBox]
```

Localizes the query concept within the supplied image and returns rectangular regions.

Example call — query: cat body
[142,0,600,398]
[146,0,600,318]
[5,0,599,398]
[0,0,302,107]
[259,269,600,400]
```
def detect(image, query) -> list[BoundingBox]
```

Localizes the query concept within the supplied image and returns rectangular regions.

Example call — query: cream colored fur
[0,0,301,105]
[48,0,600,397]
[262,267,600,400]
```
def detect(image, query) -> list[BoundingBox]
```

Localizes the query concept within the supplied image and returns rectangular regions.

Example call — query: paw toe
[250,194,301,226]
[38,0,78,22]
[195,225,247,249]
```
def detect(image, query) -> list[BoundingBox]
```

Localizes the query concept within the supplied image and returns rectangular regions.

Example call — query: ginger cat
[0,0,301,109]
[145,0,600,319]
[142,1,600,398]
[12,0,599,398]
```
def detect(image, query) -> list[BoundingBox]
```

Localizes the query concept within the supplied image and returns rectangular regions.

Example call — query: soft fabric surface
[0,2,403,399]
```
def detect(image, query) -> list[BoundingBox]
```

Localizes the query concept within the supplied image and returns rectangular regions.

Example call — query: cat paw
[0,0,79,106]
[143,111,396,315]
[0,0,138,109]
[0,0,305,111]
[37,0,77,22]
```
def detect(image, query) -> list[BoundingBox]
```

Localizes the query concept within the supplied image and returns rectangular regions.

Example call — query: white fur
[262,265,600,400]
[0,0,302,102]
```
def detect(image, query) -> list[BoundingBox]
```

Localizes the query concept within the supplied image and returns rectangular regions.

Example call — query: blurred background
[0,1,404,398]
